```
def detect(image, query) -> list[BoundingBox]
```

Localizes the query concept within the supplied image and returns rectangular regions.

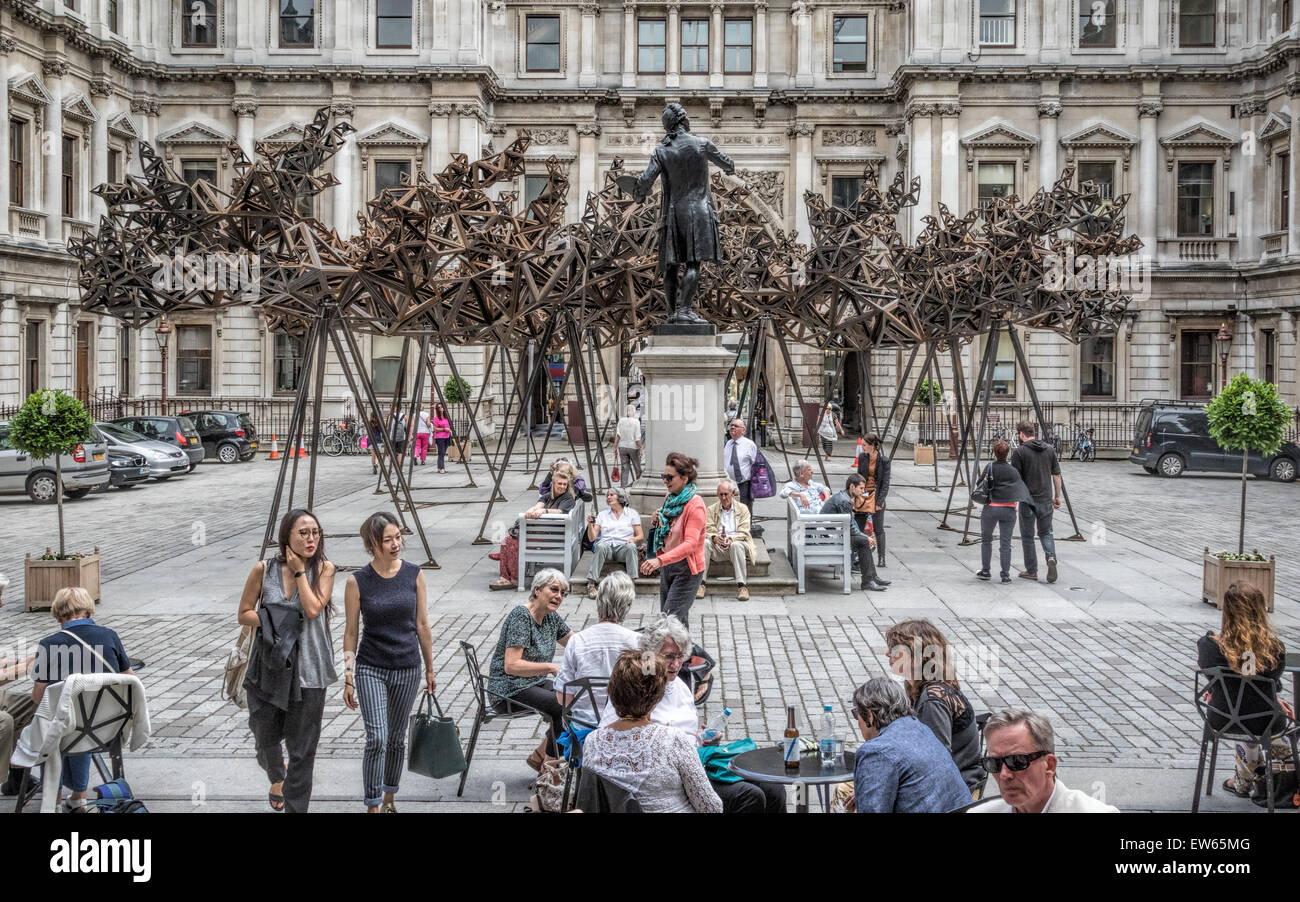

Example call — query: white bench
[786,498,852,594]
[516,499,586,590]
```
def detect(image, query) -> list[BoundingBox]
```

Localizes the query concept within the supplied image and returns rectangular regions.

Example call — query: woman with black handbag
[342,512,436,813]
[237,508,337,812]
[974,440,1031,584]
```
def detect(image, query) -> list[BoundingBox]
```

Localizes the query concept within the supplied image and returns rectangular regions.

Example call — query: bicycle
[1067,425,1096,462]
[321,417,363,456]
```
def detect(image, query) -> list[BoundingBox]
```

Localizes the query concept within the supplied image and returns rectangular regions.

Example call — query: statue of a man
[633,103,735,325]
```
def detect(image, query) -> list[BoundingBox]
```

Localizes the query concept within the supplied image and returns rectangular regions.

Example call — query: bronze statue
[633,103,735,325]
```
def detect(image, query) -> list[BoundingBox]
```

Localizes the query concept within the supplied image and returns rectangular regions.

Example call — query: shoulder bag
[750,450,776,499]
[408,692,467,780]
[970,464,993,506]
[222,566,262,710]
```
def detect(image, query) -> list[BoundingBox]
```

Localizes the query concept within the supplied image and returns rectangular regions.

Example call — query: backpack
[750,451,775,498]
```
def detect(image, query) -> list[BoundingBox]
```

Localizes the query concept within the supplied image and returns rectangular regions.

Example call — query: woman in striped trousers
[343,512,436,813]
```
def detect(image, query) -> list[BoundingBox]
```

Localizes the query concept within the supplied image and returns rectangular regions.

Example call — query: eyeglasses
[662,653,687,663]
[717,491,733,497]
[297,529,322,540]
[980,750,1048,775]
[660,473,678,482]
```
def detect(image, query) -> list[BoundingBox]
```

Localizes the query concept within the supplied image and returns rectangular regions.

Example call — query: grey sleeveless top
[262,556,338,689]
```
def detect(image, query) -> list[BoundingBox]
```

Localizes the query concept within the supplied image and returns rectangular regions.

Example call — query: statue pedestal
[628,330,732,521]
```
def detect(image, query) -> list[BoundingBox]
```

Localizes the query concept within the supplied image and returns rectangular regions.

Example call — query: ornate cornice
[1238,97,1268,117]
[330,99,355,118]
[1037,100,1063,118]
[786,122,815,138]
[578,1,600,14]
[457,102,486,122]
[42,58,69,79]
[130,98,159,116]
[89,78,114,98]
[231,99,259,117]
[428,102,454,117]
[576,122,601,137]
[1137,99,1164,118]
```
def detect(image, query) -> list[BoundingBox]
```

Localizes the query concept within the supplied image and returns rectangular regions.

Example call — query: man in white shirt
[555,572,640,726]
[698,480,756,601]
[722,419,763,537]
[779,460,831,515]
[967,710,1119,813]
[612,405,643,488]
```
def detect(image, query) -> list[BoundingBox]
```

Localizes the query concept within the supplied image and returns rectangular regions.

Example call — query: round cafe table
[728,745,854,813]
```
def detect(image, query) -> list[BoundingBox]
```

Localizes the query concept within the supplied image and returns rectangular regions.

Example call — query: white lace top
[581,723,723,813]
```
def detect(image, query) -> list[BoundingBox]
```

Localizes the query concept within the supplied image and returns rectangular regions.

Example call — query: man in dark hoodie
[1009,421,1063,583]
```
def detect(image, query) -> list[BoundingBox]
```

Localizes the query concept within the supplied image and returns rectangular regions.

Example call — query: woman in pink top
[431,402,453,474]
[640,452,707,628]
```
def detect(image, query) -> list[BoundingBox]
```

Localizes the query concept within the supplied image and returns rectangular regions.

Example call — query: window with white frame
[376,0,413,48]
[182,0,218,46]
[107,0,119,33]
[177,323,213,394]
[979,330,1017,397]
[1079,337,1116,398]
[1176,162,1214,235]
[1077,160,1115,201]
[274,332,306,393]
[682,19,709,73]
[977,161,1015,209]
[1078,0,1117,47]
[118,325,132,396]
[525,15,561,71]
[832,16,868,72]
[724,19,752,73]
[372,335,407,394]
[979,0,1015,46]
[638,19,666,73]
[280,0,314,47]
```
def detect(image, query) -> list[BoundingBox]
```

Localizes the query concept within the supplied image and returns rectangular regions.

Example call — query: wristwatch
[294,570,306,578]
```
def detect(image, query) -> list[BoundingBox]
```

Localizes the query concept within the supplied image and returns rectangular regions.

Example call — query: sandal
[693,673,715,705]
[489,578,515,591]
[1222,778,1252,798]
[268,791,285,811]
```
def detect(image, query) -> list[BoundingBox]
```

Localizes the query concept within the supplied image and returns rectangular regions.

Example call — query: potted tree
[443,375,472,462]
[912,378,943,466]
[1201,373,1292,612]
[11,390,102,611]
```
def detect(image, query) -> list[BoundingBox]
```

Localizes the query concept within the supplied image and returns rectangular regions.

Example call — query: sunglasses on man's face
[980,750,1048,775]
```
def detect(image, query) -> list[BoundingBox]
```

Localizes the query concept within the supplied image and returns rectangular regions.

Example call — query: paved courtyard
[1,449,1296,813]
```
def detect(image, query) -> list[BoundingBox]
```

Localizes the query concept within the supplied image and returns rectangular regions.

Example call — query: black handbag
[1250,768,1299,809]
[407,693,467,780]
[971,464,993,505]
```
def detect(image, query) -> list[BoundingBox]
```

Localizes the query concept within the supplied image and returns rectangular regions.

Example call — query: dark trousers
[435,436,450,469]
[660,558,703,627]
[980,505,1017,577]
[873,509,887,562]
[736,479,763,536]
[495,680,564,757]
[1018,499,1057,574]
[247,687,327,813]
[850,533,878,585]
[712,777,787,813]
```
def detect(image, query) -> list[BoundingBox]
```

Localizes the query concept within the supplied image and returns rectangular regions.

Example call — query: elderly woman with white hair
[598,613,786,814]
[555,571,641,725]
[486,568,573,771]
[583,487,644,597]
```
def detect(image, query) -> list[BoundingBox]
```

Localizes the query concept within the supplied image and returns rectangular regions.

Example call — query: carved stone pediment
[158,120,236,146]
[1257,112,1291,143]
[1060,122,1137,170]
[108,113,140,141]
[8,72,52,107]
[960,122,1038,172]
[1159,120,1238,171]
[353,121,428,147]
[62,93,100,124]
[258,123,310,146]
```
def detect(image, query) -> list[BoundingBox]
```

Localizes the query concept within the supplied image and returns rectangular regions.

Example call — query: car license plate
[93,452,104,461]
[1133,447,1140,455]
[250,442,259,449]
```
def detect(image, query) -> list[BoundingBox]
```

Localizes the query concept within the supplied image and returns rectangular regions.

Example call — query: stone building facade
[1,0,1297,442]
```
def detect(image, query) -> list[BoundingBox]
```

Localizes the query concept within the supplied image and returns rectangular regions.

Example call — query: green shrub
[443,376,471,405]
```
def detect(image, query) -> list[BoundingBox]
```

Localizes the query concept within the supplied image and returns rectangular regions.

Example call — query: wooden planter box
[1202,547,1275,613]
[450,439,472,462]
[24,548,102,613]
[914,445,935,466]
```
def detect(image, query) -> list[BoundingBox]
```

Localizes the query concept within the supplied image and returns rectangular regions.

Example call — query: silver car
[0,419,111,502]
[96,421,191,479]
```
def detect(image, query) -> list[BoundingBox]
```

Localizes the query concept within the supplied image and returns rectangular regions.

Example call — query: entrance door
[76,322,92,401]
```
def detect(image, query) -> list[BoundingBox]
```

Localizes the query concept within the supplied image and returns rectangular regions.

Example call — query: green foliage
[443,376,472,405]
[1205,373,1292,455]
[8,390,94,460]
[913,378,943,406]
[1212,551,1267,562]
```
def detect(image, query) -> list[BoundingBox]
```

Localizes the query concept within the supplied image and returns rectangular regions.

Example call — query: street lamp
[1215,321,1233,391]
[155,315,171,408]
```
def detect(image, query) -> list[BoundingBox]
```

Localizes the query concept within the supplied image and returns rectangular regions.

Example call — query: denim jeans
[59,753,91,792]
[1018,499,1057,574]
[980,505,1017,577]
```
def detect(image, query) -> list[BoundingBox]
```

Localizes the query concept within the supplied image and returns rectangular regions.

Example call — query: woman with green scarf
[639,452,708,627]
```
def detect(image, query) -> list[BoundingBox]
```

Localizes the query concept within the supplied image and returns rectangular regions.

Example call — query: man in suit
[723,418,763,537]
[633,103,736,324]
[969,710,1119,813]
[698,480,756,601]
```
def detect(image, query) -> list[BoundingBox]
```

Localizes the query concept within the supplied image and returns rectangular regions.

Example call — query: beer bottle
[783,705,800,770]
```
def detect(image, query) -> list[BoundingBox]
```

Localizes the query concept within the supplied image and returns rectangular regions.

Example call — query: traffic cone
[268,435,280,460]
[298,437,309,458]
[851,437,864,468]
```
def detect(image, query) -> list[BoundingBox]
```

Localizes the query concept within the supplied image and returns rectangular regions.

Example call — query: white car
[95,422,191,480]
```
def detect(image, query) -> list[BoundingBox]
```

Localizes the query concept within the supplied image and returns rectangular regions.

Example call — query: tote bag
[750,451,776,499]
[407,692,467,780]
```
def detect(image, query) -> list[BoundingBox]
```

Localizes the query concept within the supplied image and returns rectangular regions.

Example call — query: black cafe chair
[456,640,548,798]
[555,676,608,812]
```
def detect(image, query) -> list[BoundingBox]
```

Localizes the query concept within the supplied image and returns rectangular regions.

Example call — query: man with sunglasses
[969,710,1119,813]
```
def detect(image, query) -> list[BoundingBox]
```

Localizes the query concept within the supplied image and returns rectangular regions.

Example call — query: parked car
[1129,400,1300,482]
[107,449,151,488]
[0,419,111,502]
[184,410,260,463]
[96,421,192,479]
[108,415,205,471]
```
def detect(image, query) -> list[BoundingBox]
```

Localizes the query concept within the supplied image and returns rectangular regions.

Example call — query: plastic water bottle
[701,707,732,743]
[819,704,839,764]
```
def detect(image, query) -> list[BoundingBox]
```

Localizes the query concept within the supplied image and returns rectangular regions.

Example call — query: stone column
[1038,98,1061,193]
[1239,98,1264,257]
[665,1,681,88]
[458,103,482,158]
[789,121,814,242]
[938,102,960,214]
[1142,0,1160,48]
[129,97,157,175]
[913,0,932,52]
[90,80,113,221]
[232,98,257,158]
[580,2,599,87]
[577,121,600,224]
[235,0,254,62]
[1041,0,1059,52]
[428,102,453,176]
[754,0,768,88]
[709,1,724,88]
[458,0,478,62]
[330,97,356,238]
[792,2,812,87]
[0,37,12,237]
[1289,76,1300,257]
[1137,98,1162,259]
[908,104,933,236]
[622,0,637,88]
[43,59,68,247]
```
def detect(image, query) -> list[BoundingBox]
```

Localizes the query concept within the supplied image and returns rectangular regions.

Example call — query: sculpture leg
[663,264,680,321]
[671,262,707,325]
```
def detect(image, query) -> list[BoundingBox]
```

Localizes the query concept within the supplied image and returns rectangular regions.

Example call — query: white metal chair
[786,498,852,594]
[516,499,586,590]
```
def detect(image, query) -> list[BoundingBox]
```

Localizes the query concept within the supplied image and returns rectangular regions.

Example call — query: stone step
[584,538,772,581]
[575,542,801,596]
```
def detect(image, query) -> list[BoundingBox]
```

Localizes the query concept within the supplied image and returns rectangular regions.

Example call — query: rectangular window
[118,326,131,396]
[1286,0,1293,32]
[1079,337,1116,398]
[295,192,314,218]
[638,19,666,73]
[182,0,218,46]
[1261,329,1276,384]
[376,0,412,48]
[1077,160,1115,201]
[108,0,119,32]
[24,320,44,397]
[981,330,1017,398]
[978,161,1015,209]
[1177,161,1214,235]
[832,15,868,72]
[9,119,23,206]
[107,148,121,185]
[979,0,1016,46]
[280,0,314,46]
[1078,0,1117,46]
[62,135,75,217]
[831,176,865,209]
[724,19,752,73]
[274,332,306,393]
[1280,153,1290,231]
[1179,0,1216,46]
[681,19,709,73]
[371,335,407,394]
[374,160,411,193]
[1180,330,1214,399]
[76,322,93,397]
[65,0,75,8]
[524,175,549,208]
[525,14,560,71]
[176,324,213,394]
[181,158,218,187]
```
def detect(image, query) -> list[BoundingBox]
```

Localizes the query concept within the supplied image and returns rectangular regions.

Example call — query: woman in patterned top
[486,568,573,772]
[884,619,984,798]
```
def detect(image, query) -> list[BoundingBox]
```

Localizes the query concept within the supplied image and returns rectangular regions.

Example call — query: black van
[1129,400,1298,481]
